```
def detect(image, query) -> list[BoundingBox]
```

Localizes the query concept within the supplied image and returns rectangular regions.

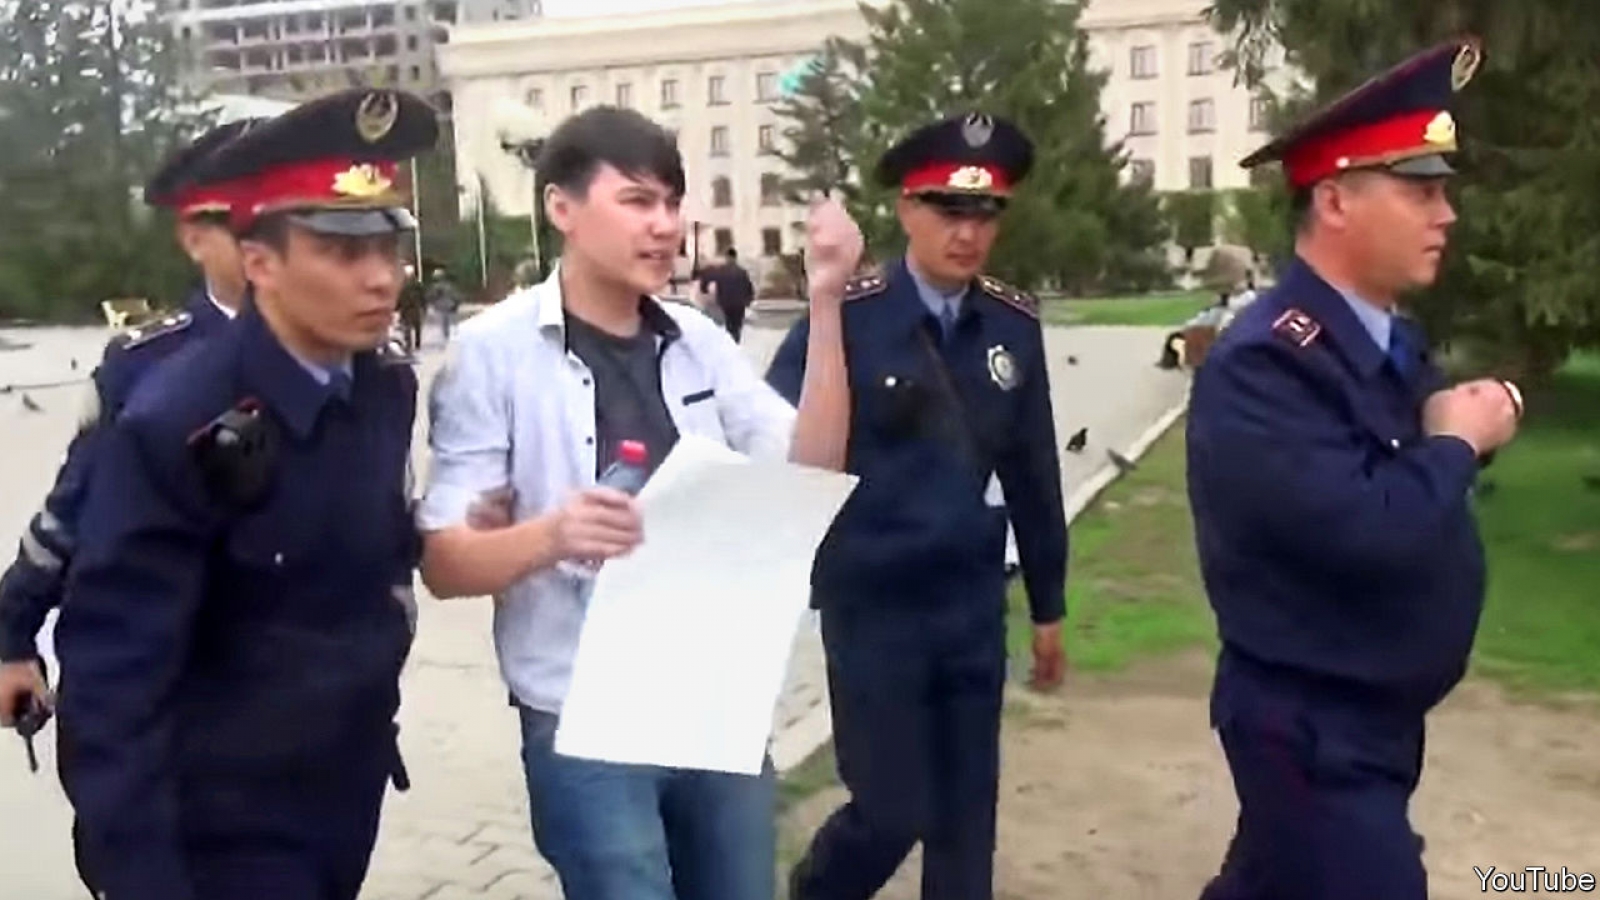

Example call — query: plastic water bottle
[596,439,650,496]
[562,440,650,583]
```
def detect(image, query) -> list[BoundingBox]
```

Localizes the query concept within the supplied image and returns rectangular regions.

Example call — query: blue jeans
[518,706,776,900]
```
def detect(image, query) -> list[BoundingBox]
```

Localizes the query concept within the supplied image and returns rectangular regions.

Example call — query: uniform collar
[207,285,239,320]
[1333,284,1393,354]
[886,257,984,338]
[183,286,232,329]
[236,304,357,439]
[1279,256,1389,378]
[906,257,969,320]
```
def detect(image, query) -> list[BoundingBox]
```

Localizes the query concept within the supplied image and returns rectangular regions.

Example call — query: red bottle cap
[617,440,648,466]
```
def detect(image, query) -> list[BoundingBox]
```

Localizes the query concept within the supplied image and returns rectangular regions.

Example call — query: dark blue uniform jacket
[767,259,1068,622]
[1187,257,1486,716]
[55,305,419,900]
[0,290,231,663]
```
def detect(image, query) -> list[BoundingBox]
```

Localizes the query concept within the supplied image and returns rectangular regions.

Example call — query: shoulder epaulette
[1270,308,1322,348]
[111,311,193,351]
[843,270,889,301]
[976,275,1039,320]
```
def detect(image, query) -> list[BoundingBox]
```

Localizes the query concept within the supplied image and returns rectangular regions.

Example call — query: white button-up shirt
[416,267,797,713]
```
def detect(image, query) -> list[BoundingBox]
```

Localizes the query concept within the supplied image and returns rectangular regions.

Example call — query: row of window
[1128,96,1270,136]
[1126,156,1214,190]
[691,226,785,258]
[1130,40,1217,79]
[526,70,784,114]
[707,173,787,208]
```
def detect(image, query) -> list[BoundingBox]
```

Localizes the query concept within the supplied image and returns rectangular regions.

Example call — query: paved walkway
[0,313,1189,899]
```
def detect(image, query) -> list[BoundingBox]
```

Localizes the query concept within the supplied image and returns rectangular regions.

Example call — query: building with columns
[435,0,1297,284]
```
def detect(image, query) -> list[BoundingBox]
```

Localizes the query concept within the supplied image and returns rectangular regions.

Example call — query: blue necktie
[328,369,353,402]
[940,300,959,341]
[1387,326,1414,380]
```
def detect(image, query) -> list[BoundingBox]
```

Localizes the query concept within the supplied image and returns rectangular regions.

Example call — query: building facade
[169,0,541,102]
[436,0,1296,283]
[1082,0,1295,193]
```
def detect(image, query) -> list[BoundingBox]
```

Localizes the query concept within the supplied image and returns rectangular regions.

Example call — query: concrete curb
[771,387,1194,775]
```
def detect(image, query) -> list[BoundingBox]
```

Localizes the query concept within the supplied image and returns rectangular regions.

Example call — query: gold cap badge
[948,165,995,191]
[1423,111,1457,148]
[333,163,394,198]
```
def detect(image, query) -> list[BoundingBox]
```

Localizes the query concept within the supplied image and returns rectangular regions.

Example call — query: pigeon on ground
[1065,427,1088,453]
[1107,449,1137,473]
[21,393,41,412]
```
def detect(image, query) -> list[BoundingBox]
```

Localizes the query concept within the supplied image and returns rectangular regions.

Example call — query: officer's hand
[467,486,516,530]
[1029,622,1066,692]
[1424,380,1519,455]
[555,487,643,564]
[0,661,50,728]
[803,195,865,306]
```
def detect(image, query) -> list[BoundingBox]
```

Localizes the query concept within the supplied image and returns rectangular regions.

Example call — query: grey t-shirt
[564,312,680,478]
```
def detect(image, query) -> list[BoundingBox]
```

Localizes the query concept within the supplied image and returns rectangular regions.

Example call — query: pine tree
[1208,0,1600,378]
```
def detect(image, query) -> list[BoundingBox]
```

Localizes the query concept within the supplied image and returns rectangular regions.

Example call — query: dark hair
[184,210,232,229]
[536,106,685,198]
[238,211,292,252]
[725,247,737,260]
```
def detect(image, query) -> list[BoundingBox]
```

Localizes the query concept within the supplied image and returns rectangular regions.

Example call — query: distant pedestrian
[426,268,462,342]
[696,247,756,342]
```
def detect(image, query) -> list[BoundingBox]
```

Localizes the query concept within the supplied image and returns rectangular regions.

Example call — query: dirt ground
[781,651,1600,899]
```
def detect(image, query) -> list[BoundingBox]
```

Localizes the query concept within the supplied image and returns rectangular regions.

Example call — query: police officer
[55,88,437,900]
[767,112,1069,900]
[0,117,259,732]
[1187,39,1519,900]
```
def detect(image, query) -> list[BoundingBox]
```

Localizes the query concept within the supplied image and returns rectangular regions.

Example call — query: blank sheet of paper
[554,434,858,774]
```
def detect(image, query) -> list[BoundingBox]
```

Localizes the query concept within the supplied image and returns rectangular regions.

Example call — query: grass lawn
[1464,352,1600,697]
[1004,422,1215,671]
[1039,290,1210,328]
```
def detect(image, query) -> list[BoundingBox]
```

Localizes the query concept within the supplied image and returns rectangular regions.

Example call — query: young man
[1188,40,1519,900]
[55,88,438,900]
[417,105,854,900]
[767,112,1069,900]
[0,117,259,731]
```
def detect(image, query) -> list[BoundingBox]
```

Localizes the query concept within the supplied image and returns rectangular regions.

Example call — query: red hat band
[902,162,1012,196]
[232,158,404,230]
[1283,109,1458,190]
[172,176,251,219]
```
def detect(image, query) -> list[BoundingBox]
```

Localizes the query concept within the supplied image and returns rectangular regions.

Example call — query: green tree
[1221,185,1290,268]
[0,0,208,321]
[771,38,871,201]
[1208,0,1600,379]
[1163,190,1217,266]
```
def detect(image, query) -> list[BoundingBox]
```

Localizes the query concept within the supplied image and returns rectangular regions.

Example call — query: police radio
[187,398,281,510]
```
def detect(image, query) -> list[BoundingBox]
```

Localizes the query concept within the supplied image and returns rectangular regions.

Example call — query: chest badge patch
[987,344,1020,391]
